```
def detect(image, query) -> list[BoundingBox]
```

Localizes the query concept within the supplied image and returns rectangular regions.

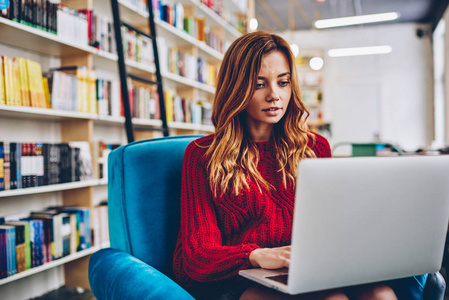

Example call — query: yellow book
[164,89,174,123]
[42,77,51,108]
[3,56,15,105]
[0,57,4,105]
[77,67,87,113]
[17,58,31,107]
[87,69,97,114]
[12,58,22,106]
[26,59,46,108]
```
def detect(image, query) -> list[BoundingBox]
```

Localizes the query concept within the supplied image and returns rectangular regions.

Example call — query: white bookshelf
[0,104,97,121]
[0,0,246,297]
[169,121,214,132]
[162,71,215,94]
[0,179,106,198]
[191,0,242,38]
[0,243,110,286]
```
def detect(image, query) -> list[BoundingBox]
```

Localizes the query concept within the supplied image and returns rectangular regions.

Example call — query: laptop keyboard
[265,274,289,285]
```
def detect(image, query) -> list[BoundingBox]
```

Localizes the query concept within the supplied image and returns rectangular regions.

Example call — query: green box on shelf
[352,143,383,157]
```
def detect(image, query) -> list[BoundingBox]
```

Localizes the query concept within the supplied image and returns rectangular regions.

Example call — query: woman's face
[244,50,292,138]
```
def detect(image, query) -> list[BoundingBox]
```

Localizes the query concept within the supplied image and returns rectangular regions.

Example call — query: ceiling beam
[293,0,312,29]
[289,0,296,30]
[256,11,273,31]
[256,0,286,31]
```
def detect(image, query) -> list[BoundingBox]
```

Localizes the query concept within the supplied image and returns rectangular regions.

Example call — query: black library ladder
[110,0,169,143]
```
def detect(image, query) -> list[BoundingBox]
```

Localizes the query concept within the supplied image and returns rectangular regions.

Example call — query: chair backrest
[108,135,202,276]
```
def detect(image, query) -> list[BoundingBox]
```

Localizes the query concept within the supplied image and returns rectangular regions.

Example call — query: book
[4,141,10,190]
[68,142,92,181]
[2,56,15,106]
[0,228,7,278]
[6,221,31,270]
[0,225,17,276]
[4,222,26,273]
[26,59,46,108]
[53,207,91,251]
[0,56,5,105]
[0,142,4,191]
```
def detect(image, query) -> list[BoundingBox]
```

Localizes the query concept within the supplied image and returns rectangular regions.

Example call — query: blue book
[20,219,44,267]
[0,142,4,191]
[50,207,91,250]
[0,225,16,276]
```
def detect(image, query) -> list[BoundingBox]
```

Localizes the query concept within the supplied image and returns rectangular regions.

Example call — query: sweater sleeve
[174,139,260,283]
[309,132,332,158]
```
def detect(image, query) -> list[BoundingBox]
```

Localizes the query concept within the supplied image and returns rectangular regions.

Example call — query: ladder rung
[134,126,165,132]
[121,22,153,40]
[128,74,160,86]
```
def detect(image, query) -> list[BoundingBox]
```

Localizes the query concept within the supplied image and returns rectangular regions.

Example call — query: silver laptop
[239,155,449,295]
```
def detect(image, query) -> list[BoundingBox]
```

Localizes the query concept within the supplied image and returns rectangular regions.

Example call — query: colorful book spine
[4,141,10,190]
[0,56,5,105]
[0,228,7,278]
[0,142,4,191]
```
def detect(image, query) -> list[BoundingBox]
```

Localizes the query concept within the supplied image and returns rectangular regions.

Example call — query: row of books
[56,5,88,46]
[124,78,161,120]
[151,1,230,54]
[121,25,155,66]
[0,2,115,55]
[0,56,48,108]
[0,0,58,34]
[82,10,116,54]
[167,47,217,87]
[0,203,109,279]
[164,90,212,126]
[47,66,98,114]
[0,141,92,191]
[198,0,247,33]
[1,55,214,124]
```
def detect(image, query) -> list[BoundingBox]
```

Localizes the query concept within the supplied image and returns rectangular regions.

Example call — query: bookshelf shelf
[117,0,224,62]
[168,122,214,132]
[0,17,97,57]
[162,71,215,94]
[132,118,163,127]
[126,59,156,75]
[0,243,110,286]
[0,179,102,198]
[191,0,242,39]
[155,18,223,62]
[0,104,97,121]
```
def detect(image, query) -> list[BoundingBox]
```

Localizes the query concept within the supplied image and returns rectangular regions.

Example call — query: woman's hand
[249,246,291,269]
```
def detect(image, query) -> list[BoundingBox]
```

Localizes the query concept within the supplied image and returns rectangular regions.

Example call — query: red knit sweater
[173,132,331,287]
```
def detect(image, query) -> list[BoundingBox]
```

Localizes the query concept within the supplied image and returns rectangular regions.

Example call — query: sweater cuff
[241,244,262,269]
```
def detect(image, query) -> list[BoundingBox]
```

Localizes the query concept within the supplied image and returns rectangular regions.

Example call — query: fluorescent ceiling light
[315,12,399,29]
[328,46,392,57]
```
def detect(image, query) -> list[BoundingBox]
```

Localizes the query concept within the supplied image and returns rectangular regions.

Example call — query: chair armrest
[89,248,194,300]
[424,272,446,300]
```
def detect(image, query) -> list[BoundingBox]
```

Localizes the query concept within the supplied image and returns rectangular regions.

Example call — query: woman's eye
[279,81,290,87]
[256,83,264,89]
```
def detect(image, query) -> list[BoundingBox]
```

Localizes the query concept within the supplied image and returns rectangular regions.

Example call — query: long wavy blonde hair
[205,31,316,197]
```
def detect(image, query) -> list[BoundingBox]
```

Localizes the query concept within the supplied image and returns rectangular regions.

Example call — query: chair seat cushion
[89,248,194,300]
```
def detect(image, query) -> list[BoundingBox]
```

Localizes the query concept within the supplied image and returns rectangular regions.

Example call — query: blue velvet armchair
[88,135,446,300]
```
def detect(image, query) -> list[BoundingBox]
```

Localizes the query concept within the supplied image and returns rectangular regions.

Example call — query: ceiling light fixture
[328,45,392,57]
[315,12,399,29]
[249,18,258,31]
[290,44,300,57]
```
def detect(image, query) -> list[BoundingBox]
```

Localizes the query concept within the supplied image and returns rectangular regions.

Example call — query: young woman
[173,31,426,300]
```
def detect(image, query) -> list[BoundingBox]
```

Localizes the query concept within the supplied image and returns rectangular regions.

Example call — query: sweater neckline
[253,140,274,152]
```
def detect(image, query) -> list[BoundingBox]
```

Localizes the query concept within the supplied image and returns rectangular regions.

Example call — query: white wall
[282,23,434,152]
